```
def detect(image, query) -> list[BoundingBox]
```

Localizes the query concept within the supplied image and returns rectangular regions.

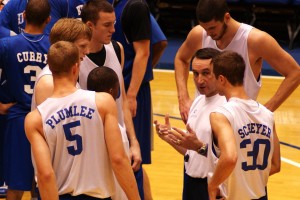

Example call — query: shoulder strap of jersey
[111,40,121,64]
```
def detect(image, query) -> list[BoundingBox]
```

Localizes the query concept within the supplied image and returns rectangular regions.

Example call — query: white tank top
[213,97,274,199]
[202,23,261,99]
[185,94,226,178]
[38,89,115,198]
[79,42,125,128]
[31,66,80,110]
[31,66,52,110]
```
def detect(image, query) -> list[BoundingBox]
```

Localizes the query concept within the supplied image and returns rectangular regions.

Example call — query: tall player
[25,41,140,200]
[208,51,281,200]
[0,0,50,199]
[31,18,91,109]
[80,1,142,199]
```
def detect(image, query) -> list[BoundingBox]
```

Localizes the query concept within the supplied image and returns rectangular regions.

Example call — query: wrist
[196,142,208,157]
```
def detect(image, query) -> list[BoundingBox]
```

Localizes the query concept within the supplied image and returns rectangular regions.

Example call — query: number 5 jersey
[37,89,115,198]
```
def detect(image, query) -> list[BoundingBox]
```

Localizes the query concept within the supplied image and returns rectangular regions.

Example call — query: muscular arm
[97,93,140,200]
[270,124,281,176]
[127,39,150,117]
[208,112,237,200]
[25,110,58,200]
[34,75,54,106]
[249,29,300,111]
[152,40,167,68]
[174,25,203,123]
[118,41,142,171]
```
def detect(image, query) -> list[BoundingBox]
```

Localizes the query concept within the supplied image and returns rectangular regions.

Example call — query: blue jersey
[0,33,50,119]
[67,0,88,19]
[0,0,82,38]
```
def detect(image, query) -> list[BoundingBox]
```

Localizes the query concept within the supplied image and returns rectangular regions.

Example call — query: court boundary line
[153,69,284,79]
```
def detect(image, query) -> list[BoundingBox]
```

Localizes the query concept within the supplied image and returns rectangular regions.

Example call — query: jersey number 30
[63,121,83,156]
[240,139,271,171]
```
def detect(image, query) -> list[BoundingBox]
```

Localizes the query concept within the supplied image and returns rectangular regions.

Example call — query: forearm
[209,155,236,189]
[152,40,167,68]
[112,156,140,199]
[265,66,300,111]
[37,173,59,200]
[174,55,191,102]
[0,102,15,114]
[127,54,148,98]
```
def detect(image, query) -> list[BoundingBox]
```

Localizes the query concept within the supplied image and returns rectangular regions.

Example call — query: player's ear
[45,16,51,25]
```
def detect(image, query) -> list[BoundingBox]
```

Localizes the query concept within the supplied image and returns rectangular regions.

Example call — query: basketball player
[31,18,92,108]
[208,51,281,200]
[175,0,300,123]
[25,41,140,200]
[0,0,50,199]
[0,0,87,38]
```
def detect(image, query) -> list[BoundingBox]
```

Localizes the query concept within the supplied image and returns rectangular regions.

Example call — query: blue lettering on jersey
[238,123,271,139]
[46,105,95,129]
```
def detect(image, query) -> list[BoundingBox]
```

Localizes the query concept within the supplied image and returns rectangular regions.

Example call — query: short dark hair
[81,0,114,24]
[191,48,221,65]
[87,66,119,98]
[25,0,50,26]
[196,0,229,23]
[48,41,79,76]
[212,50,245,86]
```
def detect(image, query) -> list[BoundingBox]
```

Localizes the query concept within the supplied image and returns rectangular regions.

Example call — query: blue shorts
[59,194,111,200]
[182,172,208,200]
[132,82,152,164]
[134,167,144,200]
[4,116,34,190]
[0,115,6,185]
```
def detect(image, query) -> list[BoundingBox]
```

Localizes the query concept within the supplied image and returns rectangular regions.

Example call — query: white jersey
[185,94,226,178]
[202,23,261,99]
[31,66,52,110]
[214,97,274,200]
[79,42,126,128]
[38,89,115,198]
[79,43,129,200]
[31,65,80,110]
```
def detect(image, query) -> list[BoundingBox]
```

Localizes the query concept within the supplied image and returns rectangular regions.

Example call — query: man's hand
[178,97,193,124]
[129,138,142,172]
[127,95,137,117]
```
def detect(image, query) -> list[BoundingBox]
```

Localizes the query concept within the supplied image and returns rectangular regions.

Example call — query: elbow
[158,40,168,51]
[37,169,56,183]
[110,154,129,166]
[272,162,281,175]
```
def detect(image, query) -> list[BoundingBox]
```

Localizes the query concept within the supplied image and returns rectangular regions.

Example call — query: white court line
[281,157,300,168]
[153,69,284,79]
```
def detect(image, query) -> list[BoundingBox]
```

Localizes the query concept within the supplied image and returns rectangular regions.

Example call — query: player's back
[0,33,50,118]
[37,89,114,198]
[215,97,274,200]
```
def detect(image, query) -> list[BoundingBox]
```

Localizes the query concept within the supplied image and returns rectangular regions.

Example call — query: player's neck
[89,39,104,53]
[23,24,45,35]
[52,78,78,98]
[225,86,249,101]
[216,20,240,49]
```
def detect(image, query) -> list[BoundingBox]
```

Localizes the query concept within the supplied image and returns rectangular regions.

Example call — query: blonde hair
[49,18,92,44]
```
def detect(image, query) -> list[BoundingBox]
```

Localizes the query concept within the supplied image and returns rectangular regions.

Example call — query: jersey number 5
[63,121,83,156]
[240,139,271,171]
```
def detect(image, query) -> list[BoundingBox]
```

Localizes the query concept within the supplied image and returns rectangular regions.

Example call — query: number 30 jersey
[0,32,49,118]
[37,89,114,198]
[213,97,274,200]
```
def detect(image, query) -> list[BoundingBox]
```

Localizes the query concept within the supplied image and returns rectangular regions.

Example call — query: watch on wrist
[197,143,208,156]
